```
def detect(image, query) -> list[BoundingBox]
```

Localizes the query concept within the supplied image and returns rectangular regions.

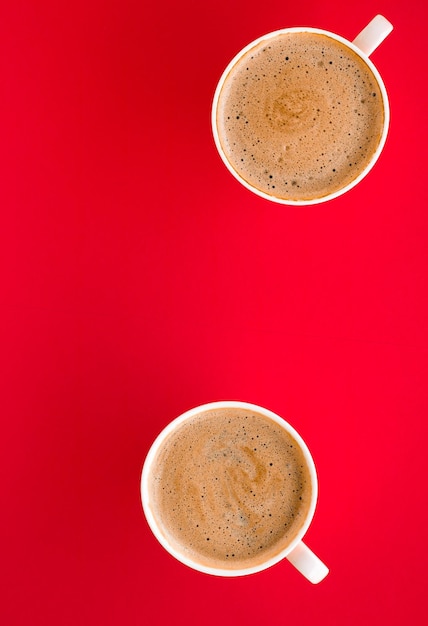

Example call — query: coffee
[147,407,312,570]
[215,31,385,201]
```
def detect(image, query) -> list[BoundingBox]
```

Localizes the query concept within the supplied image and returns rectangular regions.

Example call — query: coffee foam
[216,32,384,201]
[148,408,312,570]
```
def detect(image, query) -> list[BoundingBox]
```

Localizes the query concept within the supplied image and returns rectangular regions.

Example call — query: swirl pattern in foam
[148,408,312,569]
[216,32,384,201]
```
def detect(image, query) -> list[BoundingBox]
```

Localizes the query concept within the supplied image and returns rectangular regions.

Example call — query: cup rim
[211,26,390,206]
[141,400,318,577]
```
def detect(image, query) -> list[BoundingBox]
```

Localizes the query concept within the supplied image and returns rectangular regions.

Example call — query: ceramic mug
[212,15,393,205]
[141,401,329,583]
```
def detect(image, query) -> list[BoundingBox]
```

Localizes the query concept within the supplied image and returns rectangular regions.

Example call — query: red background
[1,1,427,624]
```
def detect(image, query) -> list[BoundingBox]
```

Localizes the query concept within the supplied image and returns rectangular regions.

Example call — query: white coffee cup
[211,15,393,205]
[141,401,329,583]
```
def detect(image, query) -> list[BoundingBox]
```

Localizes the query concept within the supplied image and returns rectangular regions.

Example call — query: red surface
[1,1,427,624]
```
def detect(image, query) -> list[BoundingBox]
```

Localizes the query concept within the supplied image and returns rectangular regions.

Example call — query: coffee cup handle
[286,541,329,584]
[352,14,393,57]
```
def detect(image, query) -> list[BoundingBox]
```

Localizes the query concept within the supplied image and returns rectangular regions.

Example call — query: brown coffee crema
[215,32,384,201]
[148,408,312,570]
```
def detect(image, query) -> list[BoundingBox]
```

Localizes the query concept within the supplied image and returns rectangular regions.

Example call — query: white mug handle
[286,541,329,584]
[352,14,393,57]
